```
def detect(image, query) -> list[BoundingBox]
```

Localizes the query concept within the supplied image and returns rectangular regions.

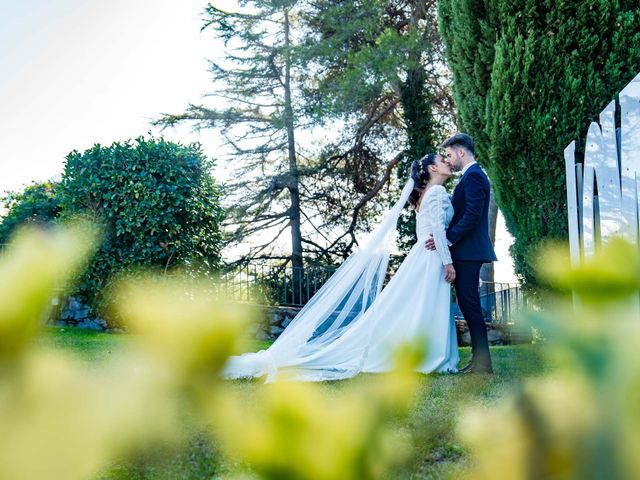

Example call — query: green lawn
[37,326,133,363]
[38,326,546,479]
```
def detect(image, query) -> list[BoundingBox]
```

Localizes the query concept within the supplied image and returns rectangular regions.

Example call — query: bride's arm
[426,186,453,266]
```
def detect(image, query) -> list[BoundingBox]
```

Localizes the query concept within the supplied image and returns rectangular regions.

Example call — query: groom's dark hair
[441,132,475,156]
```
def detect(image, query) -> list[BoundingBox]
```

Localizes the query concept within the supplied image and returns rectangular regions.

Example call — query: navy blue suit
[447,163,496,369]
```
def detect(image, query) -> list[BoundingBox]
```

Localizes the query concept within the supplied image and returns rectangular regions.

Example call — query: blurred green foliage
[9,221,640,479]
[0,224,177,479]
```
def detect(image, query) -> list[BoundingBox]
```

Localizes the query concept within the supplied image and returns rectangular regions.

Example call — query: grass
[398,345,545,479]
[37,326,133,363]
[38,326,547,479]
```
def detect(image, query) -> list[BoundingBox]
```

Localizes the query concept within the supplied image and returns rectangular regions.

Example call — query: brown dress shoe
[469,364,493,374]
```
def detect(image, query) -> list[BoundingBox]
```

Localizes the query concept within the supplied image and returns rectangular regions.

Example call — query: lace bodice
[416,185,454,265]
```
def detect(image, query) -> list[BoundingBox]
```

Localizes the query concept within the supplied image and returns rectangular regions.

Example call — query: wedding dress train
[224,180,459,381]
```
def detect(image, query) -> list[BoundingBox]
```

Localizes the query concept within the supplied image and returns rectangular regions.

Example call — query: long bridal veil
[224,176,416,382]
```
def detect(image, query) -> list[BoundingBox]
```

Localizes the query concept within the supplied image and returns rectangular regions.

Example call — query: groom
[426,133,497,374]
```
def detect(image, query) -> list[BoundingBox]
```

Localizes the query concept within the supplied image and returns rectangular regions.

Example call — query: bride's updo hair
[408,153,437,208]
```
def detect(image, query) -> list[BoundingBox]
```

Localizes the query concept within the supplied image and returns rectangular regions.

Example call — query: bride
[224,153,459,381]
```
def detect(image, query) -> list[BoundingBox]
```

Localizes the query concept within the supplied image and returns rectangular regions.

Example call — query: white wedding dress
[224,181,459,381]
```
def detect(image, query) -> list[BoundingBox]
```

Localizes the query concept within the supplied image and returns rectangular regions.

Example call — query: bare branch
[324,152,403,254]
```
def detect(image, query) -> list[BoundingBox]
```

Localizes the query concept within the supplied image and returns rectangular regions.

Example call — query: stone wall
[455,320,532,346]
[262,305,532,345]
[48,300,532,346]
[254,305,300,341]
[50,297,110,331]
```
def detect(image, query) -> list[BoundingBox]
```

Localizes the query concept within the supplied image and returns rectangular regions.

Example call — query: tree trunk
[396,1,438,252]
[283,9,304,299]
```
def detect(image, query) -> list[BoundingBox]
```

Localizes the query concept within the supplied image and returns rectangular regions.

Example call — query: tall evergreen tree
[301,0,455,253]
[439,0,640,283]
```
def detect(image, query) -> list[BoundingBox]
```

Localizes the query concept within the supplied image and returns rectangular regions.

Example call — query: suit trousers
[452,260,492,367]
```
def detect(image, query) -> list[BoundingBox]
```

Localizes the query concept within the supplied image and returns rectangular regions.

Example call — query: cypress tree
[438,0,640,283]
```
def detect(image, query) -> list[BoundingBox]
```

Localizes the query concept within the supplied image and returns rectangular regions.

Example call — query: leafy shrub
[59,137,224,320]
[0,181,61,245]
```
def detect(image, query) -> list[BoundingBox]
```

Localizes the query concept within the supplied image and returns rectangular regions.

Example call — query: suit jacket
[447,163,497,262]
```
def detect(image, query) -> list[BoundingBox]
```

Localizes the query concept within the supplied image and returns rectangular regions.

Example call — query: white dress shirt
[460,160,477,176]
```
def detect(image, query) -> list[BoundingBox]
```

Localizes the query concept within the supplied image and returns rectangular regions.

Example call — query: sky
[0,0,518,282]
[0,0,219,190]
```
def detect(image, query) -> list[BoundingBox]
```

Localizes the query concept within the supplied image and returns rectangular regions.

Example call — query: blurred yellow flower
[0,223,428,480]
[112,276,254,389]
[207,346,423,480]
[0,223,95,361]
[459,237,640,479]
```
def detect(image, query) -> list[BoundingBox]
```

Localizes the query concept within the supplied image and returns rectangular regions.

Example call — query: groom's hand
[425,235,436,251]
[444,264,456,283]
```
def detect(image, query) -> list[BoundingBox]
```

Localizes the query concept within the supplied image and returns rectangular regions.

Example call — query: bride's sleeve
[427,186,453,265]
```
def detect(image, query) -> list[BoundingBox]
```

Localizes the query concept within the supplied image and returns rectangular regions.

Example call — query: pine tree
[156,1,306,272]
